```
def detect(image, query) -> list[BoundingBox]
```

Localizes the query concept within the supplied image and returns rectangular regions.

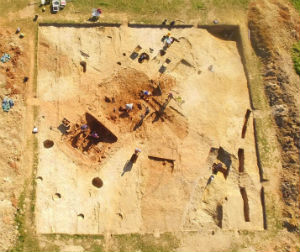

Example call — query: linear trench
[241,109,251,138]
[260,187,268,229]
[238,148,245,172]
[240,187,250,222]
[253,118,265,181]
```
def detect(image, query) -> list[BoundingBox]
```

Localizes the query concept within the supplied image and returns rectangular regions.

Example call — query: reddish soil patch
[64,113,117,162]
[0,30,27,94]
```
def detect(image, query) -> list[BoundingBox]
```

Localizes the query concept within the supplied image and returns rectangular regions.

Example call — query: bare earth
[35,25,263,235]
[0,0,299,251]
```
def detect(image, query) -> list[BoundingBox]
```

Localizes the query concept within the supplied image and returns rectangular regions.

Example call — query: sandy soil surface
[249,0,300,232]
[0,28,34,251]
[34,25,264,235]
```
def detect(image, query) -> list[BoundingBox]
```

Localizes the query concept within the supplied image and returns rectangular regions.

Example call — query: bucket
[41,0,45,5]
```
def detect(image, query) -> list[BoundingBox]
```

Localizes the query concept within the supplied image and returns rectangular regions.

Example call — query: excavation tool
[130,45,142,60]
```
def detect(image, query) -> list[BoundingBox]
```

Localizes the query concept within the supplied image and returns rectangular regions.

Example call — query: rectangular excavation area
[35,25,263,234]
[64,113,117,162]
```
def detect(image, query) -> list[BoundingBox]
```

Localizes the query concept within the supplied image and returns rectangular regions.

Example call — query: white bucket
[41,0,45,5]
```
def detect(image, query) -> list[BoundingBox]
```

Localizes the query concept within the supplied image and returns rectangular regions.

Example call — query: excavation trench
[260,187,267,229]
[238,148,245,173]
[253,118,265,181]
[216,204,223,228]
[34,24,263,235]
[148,156,175,171]
[240,187,250,222]
[85,113,117,144]
[242,109,251,138]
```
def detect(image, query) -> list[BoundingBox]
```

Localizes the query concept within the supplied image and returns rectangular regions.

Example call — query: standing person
[125,103,133,112]
[141,90,152,100]
[207,175,214,185]
[130,148,141,163]
[145,107,150,116]
[81,124,88,132]
[163,33,174,48]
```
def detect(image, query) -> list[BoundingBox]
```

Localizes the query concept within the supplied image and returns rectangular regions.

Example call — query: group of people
[80,124,99,139]
[122,89,152,116]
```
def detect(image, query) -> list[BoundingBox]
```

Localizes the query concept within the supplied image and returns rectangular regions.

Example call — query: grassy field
[31,0,249,23]
[68,0,249,14]
[70,0,185,15]
[0,0,28,16]
[290,0,300,13]
[292,41,300,76]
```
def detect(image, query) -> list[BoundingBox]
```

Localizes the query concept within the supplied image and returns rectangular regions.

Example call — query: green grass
[40,228,178,252]
[191,0,206,10]
[114,233,180,252]
[30,137,39,218]
[0,0,29,16]
[39,0,250,23]
[290,0,300,13]
[42,234,105,252]
[69,0,249,13]
[255,116,280,168]
[70,0,185,15]
[211,0,249,9]
[11,179,40,252]
[292,41,300,76]
[13,187,26,252]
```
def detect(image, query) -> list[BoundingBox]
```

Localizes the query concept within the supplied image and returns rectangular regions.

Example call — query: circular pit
[92,177,103,188]
[44,139,54,148]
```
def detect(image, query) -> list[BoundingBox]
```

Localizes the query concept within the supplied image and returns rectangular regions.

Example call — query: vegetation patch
[12,180,40,252]
[41,234,105,252]
[70,0,185,15]
[290,0,300,13]
[0,0,28,16]
[113,233,180,252]
[211,0,249,9]
[292,41,300,76]
[191,0,206,10]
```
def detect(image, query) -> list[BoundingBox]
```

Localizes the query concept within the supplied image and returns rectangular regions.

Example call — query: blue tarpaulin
[0,53,11,63]
[2,97,14,112]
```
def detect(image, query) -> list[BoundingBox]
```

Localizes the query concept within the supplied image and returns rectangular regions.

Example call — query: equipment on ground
[52,0,60,12]
[2,97,14,112]
[130,45,142,60]
[60,0,66,8]
[62,118,70,128]
[1,53,10,63]
[32,126,38,134]
[138,52,150,63]
[91,8,102,20]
